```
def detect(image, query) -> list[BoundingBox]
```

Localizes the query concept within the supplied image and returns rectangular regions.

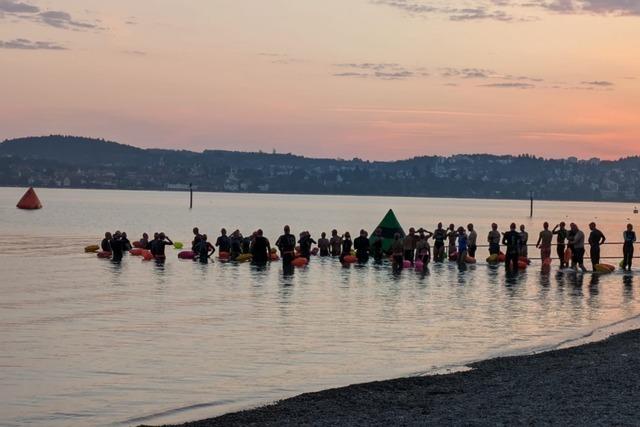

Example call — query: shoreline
[155,328,640,426]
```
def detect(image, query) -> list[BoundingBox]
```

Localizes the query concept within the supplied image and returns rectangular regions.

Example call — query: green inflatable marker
[370,209,406,253]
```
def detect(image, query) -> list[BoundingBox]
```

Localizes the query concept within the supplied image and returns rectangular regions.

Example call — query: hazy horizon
[1,0,639,160]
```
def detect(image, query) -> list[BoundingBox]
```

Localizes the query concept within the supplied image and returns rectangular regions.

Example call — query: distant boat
[634,206,638,214]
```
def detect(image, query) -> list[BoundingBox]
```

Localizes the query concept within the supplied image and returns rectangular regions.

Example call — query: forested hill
[1,135,640,202]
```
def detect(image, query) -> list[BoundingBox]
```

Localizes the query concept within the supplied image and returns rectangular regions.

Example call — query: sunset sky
[0,0,639,160]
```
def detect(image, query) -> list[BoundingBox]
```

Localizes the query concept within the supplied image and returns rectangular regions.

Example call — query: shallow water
[1,188,640,426]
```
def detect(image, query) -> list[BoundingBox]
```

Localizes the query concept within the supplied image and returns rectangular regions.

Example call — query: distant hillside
[1,135,640,202]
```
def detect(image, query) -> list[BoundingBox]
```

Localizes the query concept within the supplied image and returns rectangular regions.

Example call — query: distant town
[1,135,639,202]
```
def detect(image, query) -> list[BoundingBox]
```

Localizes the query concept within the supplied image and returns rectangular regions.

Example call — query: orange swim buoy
[270,253,280,261]
[141,250,154,261]
[219,252,230,260]
[97,251,111,259]
[292,257,308,267]
[518,260,528,270]
[343,255,357,264]
[564,248,572,264]
[129,249,144,256]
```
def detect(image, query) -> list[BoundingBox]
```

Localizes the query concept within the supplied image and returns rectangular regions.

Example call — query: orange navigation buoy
[16,187,42,210]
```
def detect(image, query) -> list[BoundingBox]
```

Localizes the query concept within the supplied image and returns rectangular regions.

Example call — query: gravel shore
[158,329,640,426]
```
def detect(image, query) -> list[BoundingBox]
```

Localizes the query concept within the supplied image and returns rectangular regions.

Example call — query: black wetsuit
[151,239,170,260]
[192,234,203,252]
[433,229,446,262]
[589,229,605,268]
[554,228,568,267]
[101,238,111,252]
[230,237,242,261]
[299,236,316,260]
[340,239,352,263]
[216,235,231,253]
[371,236,383,262]
[354,236,370,263]
[121,238,132,251]
[502,230,521,271]
[196,240,213,263]
[110,238,124,262]
[623,230,636,270]
[276,233,296,268]
[251,236,269,265]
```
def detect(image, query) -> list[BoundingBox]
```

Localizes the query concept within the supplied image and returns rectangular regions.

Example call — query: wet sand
[158,329,640,426]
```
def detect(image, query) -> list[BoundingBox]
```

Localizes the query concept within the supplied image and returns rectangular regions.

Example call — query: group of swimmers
[99,221,638,272]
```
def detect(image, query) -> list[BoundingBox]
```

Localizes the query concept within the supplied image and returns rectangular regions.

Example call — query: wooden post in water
[189,183,193,209]
[529,191,534,218]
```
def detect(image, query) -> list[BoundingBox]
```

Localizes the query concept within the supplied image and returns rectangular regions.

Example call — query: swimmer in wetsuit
[502,223,521,272]
[354,229,370,264]
[195,234,215,263]
[101,232,112,252]
[110,231,125,262]
[623,224,636,271]
[276,225,297,270]
[371,227,384,263]
[432,223,446,262]
[298,231,316,260]
[339,232,353,263]
[553,222,568,268]
[215,228,231,254]
[150,232,173,261]
[251,229,271,265]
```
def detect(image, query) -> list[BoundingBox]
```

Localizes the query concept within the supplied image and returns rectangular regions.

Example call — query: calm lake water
[2,187,640,426]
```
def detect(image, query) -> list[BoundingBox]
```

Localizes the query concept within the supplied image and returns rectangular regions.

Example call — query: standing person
[101,232,112,252]
[403,227,417,264]
[457,226,468,267]
[150,232,173,261]
[519,225,528,258]
[488,223,501,255]
[588,222,606,271]
[139,232,150,250]
[416,228,431,268]
[502,223,521,271]
[241,233,252,254]
[275,225,296,270]
[339,232,353,264]
[196,234,215,263]
[536,222,553,261]
[371,227,384,263]
[229,230,243,261]
[467,224,477,258]
[215,229,231,254]
[391,233,404,271]
[433,223,447,262]
[552,222,568,268]
[623,224,636,271]
[121,232,132,251]
[329,230,342,257]
[110,231,125,262]
[298,231,316,260]
[354,230,370,264]
[317,232,330,257]
[192,227,203,251]
[568,223,587,272]
[447,224,457,257]
[251,229,270,266]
